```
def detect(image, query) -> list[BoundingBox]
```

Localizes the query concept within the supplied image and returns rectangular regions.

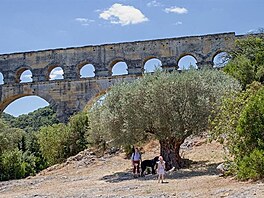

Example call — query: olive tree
[90,69,240,169]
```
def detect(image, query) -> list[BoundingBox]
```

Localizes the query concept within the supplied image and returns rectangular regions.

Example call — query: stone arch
[48,66,64,80]
[177,54,198,70]
[0,94,31,114]
[0,93,56,115]
[0,91,68,121]
[15,67,33,83]
[85,89,109,110]
[43,64,63,80]
[212,51,231,68]
[110,59,128,76]
[143,56,162,73]
[77,62,95,78]
[3,95,49,116]
[0,72,4,85]
[20,70,33,83]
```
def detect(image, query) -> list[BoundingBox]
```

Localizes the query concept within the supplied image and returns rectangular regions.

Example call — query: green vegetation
[211,36,264,180]
[89,69,240,169]
[0,106,90,181]
[211,83,264,180]
[1,36,264,181]
[37,112,89,166]
[2,106,59,133]
[224,37,264,89]
[0,119,37,180]
[0,106,59,180]
[37,123,69,165]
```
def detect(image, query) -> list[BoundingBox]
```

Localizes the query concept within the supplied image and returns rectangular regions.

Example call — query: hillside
[0,136,263,198]
[2,106,59,133]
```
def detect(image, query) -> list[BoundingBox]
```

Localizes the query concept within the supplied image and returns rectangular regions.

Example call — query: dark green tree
[210,82,264,180]
[2,106,59,133]
[0,119,38,181]
[0,120,26,154]
[67,112,90,154]
[224,36,264,88]
[37,123,70,165]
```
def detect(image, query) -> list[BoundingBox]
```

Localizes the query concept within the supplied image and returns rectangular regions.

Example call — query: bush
[0,149,36,181]
[236,149,264,180]
[67,112,89,154]
[37,124,70,166]
[211,84,264,180]
[236,87,264,157]
[37,112,91,166]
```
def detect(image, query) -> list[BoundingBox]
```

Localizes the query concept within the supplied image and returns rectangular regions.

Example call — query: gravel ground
[0,138,263,198]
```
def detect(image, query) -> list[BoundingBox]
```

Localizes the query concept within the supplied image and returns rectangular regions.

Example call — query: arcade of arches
[0,32,256,122]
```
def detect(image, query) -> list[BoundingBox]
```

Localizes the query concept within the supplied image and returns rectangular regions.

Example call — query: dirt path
[0,139,263,198]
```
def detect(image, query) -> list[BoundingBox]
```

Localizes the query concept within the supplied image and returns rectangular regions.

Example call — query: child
[157,156,165,183]
[131,147,141,177]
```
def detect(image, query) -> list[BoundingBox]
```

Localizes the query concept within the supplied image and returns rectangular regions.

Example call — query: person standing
[131,147,141,177]
[157,156,166,183]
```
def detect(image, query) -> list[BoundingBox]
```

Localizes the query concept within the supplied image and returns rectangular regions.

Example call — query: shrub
[211,83,264,180]
[236,149,264,180]
[0,149,36,181]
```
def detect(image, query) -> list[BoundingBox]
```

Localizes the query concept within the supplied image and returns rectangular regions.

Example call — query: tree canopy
[210,82,264,180]
[0,119,37,180]
[2,106,59,133]
[224,36,264,88]
[211,36,264,180]
[89,69,240,169]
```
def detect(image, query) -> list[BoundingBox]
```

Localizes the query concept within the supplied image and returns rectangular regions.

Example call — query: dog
[141,156,159,176]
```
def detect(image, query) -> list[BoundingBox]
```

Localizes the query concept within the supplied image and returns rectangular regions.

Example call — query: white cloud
[75,18,95,26]
[51,69,64,75]
[247,29,255,33]
[99,3,149,26]
[147,0,163,7]
[174,21,183,25]
[49,74,57,79]
[165,6,188,14]
[49,68,64,79]
[23,74,32,78]
[247,28,264,34]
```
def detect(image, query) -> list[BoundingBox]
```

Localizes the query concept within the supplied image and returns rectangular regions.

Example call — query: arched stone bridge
[0,32,256,122]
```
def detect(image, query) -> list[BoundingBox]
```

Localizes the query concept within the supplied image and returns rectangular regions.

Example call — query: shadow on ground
[167,161,220,180]
[100,161,221,183]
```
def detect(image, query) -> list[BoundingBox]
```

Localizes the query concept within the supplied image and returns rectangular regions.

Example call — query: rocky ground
[0,137,263,198]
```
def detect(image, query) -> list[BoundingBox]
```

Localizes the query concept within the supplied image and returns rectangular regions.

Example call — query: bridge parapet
[0,32,237,85]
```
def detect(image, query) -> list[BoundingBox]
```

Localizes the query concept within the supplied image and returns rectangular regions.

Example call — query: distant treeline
[2,106,59,133]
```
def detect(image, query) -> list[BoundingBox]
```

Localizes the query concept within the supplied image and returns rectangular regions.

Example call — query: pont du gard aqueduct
[0,32,261,122]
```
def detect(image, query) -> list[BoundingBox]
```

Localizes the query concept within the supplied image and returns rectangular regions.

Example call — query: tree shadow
[100,161,222,183]
[166,161,220,180]
[100,169,158,183]
[100,171,133,183]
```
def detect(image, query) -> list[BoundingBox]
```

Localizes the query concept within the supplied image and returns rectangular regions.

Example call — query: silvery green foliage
[90,69,240,147]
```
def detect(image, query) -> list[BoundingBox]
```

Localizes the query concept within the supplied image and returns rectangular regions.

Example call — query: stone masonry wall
[0,32,259,122]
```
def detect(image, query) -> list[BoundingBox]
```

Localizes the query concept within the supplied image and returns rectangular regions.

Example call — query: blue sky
[1,0,264,117]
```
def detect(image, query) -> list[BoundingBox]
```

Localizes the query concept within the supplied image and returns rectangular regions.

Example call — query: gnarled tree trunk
[159,137,185,170]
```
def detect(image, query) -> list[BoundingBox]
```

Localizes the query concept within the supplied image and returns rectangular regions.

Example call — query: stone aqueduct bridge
[0,32,250,122]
